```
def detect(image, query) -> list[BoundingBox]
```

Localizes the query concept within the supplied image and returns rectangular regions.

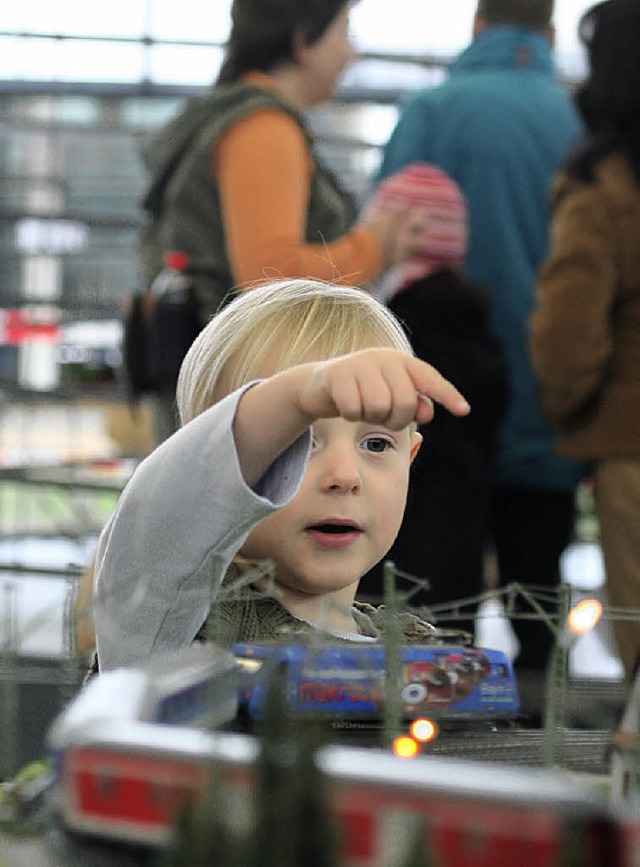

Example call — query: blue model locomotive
[233,641,519,723]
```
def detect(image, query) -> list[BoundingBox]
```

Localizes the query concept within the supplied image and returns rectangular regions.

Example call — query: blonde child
[93,279,470,671]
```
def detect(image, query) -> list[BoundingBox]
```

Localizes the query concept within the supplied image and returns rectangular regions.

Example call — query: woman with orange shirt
[138,0,426,441]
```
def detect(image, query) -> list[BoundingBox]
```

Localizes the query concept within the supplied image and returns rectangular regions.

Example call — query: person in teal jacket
[372,0,586,719]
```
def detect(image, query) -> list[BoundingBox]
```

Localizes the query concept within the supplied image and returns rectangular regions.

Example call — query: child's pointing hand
[234,348,470,488]
[295,348,470,429]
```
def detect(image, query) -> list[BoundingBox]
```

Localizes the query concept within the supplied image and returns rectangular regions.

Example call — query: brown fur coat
[530,151,640,459]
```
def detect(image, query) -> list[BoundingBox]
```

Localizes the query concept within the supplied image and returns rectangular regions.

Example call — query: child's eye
[362,436,392,453]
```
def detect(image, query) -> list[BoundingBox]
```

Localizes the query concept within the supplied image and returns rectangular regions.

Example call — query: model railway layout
[20,641,633,866]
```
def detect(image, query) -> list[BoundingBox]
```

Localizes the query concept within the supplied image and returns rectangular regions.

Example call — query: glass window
[0,0,593,85]
[147,44,223,87]
[121,97,185,130]
[0,37,146,83]
[0,0,596,330]
[3,0,148,38]
[351,0,476,56]
[148,0,231,42]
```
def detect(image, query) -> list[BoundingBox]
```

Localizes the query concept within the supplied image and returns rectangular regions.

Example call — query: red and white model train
[51,719,638,866]
[43,643,640,866]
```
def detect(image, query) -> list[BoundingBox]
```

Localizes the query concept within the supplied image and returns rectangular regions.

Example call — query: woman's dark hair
[217,0,350,85]
[567,0,640,184]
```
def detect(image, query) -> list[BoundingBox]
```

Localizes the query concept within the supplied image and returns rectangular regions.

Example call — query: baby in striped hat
[359,163,509,615]
[364,162,469,297]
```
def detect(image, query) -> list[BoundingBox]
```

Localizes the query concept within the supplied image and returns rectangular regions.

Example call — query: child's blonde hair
[177,278,413,424]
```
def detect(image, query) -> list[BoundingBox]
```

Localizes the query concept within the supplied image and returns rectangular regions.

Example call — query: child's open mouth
[305,521,363,549]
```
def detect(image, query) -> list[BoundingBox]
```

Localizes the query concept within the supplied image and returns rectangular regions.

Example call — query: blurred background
[0,0,592,350]
[0,1,621,776]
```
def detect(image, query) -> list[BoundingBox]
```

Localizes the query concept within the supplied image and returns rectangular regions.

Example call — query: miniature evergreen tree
[157,783,248,867]
[159,665,339,867]
[248,668,337,867]
[558,823,591,867]
[399,825,437,867]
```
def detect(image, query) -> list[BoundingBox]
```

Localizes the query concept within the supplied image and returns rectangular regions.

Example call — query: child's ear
[409,431,422,463]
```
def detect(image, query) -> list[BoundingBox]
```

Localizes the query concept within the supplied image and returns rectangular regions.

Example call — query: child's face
[240,415,421,601]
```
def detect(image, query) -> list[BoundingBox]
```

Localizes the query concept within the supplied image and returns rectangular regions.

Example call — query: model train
[40,642,640,865]
[73,638,518,731]
[233,640,519,723]
[47,698,639,866]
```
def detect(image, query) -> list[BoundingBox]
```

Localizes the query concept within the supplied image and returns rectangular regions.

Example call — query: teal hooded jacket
[379,26,585,490]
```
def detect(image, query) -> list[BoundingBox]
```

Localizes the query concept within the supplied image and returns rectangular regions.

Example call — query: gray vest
[139,83,357,322]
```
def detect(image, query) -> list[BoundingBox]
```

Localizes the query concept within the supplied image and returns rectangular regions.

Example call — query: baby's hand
[362,206,428,268]
[295,348,470,429]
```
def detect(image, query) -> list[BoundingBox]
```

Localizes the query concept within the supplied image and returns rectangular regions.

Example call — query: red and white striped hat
[365,162,468,292]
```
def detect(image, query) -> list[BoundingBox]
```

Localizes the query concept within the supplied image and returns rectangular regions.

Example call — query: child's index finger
[442,391,471,416]
[412,358,471,416]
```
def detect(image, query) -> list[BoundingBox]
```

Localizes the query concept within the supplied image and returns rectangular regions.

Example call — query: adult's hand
[361,205,428,270]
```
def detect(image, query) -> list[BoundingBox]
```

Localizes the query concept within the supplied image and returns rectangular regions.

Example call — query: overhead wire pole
[381,561,431,749]
[389,579,612,765]
[542,583,572,767]
[0,583,19,780]
[382,560,403,749]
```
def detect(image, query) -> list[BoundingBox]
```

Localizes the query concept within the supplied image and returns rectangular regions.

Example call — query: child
[359,164,509,632]
[93,278,470,671]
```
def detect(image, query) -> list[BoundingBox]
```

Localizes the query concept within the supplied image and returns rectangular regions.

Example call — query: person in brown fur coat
[530,0,640,682]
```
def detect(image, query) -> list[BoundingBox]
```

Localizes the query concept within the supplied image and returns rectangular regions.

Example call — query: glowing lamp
[410,718,438,743]
[567,598,602,636]
[393,736,419,759]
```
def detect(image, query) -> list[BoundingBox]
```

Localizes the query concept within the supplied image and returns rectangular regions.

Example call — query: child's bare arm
[233,347,470,488]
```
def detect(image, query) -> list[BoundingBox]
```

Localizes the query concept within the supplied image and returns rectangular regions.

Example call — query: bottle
[148,251,201,389]
[151,250,191,303]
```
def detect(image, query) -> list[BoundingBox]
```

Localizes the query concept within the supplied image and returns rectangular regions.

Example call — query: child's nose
[319,445,362,493]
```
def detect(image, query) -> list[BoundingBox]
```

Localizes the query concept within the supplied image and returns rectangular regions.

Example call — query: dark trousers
[492,485,576,674]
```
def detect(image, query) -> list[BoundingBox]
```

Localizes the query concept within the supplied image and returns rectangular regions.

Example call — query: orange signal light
[567,598,602,636]
[410,718,438,743]
[393,736,420,759]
